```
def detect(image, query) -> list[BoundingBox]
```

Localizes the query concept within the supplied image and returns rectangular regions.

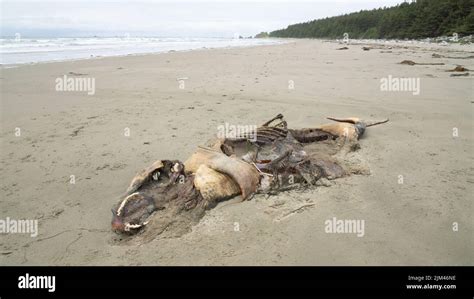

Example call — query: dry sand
[0,39,472,265]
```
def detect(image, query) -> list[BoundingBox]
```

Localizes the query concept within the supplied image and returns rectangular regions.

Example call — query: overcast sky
[1,0,405,37]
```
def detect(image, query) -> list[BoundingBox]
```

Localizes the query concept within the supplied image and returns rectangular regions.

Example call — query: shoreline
[3,37,473,69]
[0,38,288,69]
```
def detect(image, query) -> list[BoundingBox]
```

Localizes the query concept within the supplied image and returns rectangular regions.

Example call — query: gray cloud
[1,0,404,37]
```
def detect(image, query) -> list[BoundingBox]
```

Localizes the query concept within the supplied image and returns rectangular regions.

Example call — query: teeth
[116,192,140,216]
[123,220,149,232]
[152,171,160,180]
[124,223,142,231]
[172,163,180,173]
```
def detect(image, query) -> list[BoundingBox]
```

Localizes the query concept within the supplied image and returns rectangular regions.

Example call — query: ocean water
[0,37,284,66]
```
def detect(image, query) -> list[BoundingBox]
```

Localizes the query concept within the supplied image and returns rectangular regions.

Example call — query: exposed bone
[319,117,389,140]
[365,119,389,127]
[124,223,143,232]
[117,192,140,216]
[326,117,361,124]
[289,128,336,143]
[172,163,180,173]
[126,160,164,194]
[261,113,284,127]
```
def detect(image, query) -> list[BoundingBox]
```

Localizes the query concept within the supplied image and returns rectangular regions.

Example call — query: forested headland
[267,0,474,39]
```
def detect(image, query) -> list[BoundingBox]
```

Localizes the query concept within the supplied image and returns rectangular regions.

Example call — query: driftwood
[400,60,445,66]
[432,53,474,59]
[111,114,388,241]
[446,66,469,72]
[450,73,470,77]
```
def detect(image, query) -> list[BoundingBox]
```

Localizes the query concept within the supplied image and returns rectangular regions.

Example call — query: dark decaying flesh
[111,114,388,239]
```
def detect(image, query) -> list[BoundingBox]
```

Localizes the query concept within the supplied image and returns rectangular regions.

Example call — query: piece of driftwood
[400,60,445,66]
[446,66,469,72]
[450,73,470,77]
[432,53,474,59]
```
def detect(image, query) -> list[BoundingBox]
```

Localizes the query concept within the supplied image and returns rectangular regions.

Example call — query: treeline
[269,0,474,39]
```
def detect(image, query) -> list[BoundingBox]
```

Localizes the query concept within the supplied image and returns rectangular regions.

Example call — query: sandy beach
[0,39,472,265]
